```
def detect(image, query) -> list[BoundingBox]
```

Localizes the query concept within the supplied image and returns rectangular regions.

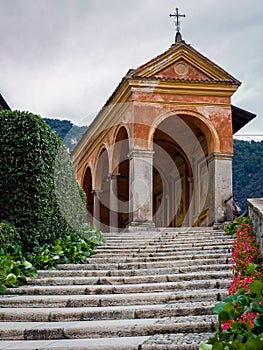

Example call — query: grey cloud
[0,0,262,133]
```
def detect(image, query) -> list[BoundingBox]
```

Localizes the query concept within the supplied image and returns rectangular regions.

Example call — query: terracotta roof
[128,41,241,85]
[232,105,256,134]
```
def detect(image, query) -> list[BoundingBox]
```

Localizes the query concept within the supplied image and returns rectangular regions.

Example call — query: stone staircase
[0,228,233,350]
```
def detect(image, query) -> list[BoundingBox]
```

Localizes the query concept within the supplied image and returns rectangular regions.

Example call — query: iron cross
[169,8,186,33]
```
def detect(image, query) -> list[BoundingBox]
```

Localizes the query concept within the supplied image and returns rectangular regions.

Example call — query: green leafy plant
[224,217,252,236]
[0,245,37,294]
[25,228,105,270]
[78,223,106,249]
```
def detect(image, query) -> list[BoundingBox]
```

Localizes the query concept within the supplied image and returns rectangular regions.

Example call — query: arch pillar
[93,190,102,231]
[208,153,233,226]
[109,173,119,232]
[128,149,155,230]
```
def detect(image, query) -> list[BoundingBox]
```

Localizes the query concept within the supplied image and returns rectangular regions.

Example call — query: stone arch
[151,112,213,227]
[94,147,110,231]
[112,125,130,173]
[148,109,220,155]
[82,165,93,224]
[94,146,109,190]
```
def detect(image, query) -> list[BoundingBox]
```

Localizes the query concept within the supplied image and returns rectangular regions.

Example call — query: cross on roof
[169,7,186,34]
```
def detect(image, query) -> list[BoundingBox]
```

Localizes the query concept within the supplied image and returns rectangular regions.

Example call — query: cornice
[128,77,239,98]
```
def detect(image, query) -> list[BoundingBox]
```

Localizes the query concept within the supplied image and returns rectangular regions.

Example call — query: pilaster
[128,149,155,230]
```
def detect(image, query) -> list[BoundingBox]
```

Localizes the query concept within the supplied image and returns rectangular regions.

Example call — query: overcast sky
[0,0,262,136]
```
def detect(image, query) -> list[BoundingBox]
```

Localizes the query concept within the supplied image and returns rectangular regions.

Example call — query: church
[72,10,256,232]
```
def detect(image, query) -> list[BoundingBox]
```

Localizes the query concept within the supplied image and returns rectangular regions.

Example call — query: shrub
[228,223,262,295]
[0,222,21,249]
[0,110,87,249]
[200,220,263,350]
[224,217,252,236]
[201,281,263,350]
[0,110,105,293]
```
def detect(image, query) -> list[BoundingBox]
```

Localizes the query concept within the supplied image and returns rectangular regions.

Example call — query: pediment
[129,42,240,84]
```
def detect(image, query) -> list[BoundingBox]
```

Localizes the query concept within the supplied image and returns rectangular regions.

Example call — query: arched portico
[152,113,210,227]
[72,37,255,231]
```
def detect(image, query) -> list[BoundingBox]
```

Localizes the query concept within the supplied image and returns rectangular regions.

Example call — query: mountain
[44,118,262,213]
[44,118,87,153]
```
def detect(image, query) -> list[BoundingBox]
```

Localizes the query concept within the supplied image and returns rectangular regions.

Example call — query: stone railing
[247,198,263,253]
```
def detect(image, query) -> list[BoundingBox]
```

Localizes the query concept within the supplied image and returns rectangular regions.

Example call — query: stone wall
[248,198,263,253]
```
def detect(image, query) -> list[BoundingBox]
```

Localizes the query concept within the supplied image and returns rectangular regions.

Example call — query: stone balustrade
[247,198,263,253]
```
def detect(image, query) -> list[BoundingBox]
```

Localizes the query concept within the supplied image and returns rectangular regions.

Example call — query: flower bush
[224,217,252,236]
[200,220,263,350]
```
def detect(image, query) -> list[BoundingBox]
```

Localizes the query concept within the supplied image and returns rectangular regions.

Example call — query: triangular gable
[129,41,241,84]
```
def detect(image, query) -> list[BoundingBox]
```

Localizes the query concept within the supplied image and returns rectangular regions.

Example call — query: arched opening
[153,114,209,227]
[95,148,110,231]
[113,127,130,229]
[82,166,93,224]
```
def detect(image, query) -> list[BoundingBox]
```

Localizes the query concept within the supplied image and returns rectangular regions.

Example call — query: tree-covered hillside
[44,118,262,213]
[233,139,263,212]
[43,118,87,152]
[44,118,73,140]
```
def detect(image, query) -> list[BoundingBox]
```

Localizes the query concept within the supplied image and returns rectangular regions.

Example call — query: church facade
[72,36,255,232]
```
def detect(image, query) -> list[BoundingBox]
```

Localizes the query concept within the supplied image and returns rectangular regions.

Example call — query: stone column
[109,173,119,232]
[128,150,155,230]
[92,190,102,231]
[187,177,194,227]
[208,153,233,226]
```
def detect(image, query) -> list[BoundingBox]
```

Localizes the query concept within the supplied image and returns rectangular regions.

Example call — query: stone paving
[0,228,233,349]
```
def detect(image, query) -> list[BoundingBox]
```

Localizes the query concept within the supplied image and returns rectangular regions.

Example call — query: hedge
[0,110,86,250]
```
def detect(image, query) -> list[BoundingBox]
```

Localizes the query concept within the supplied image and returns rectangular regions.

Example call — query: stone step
[95,247,231,255]
[36,263,230,278]
[0,289,227,308]
[0,301,214,322]
[0,227,232,349]
[100,238,232,245]
[56,256,230,270]
[0,336,149,350]
[91,251,231,262]
[103,238,232,244]
[0,315,217,340]
[103,239,232,247]
[142,332,212,350]
[27,271,231,286]
[7,279,230,295]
